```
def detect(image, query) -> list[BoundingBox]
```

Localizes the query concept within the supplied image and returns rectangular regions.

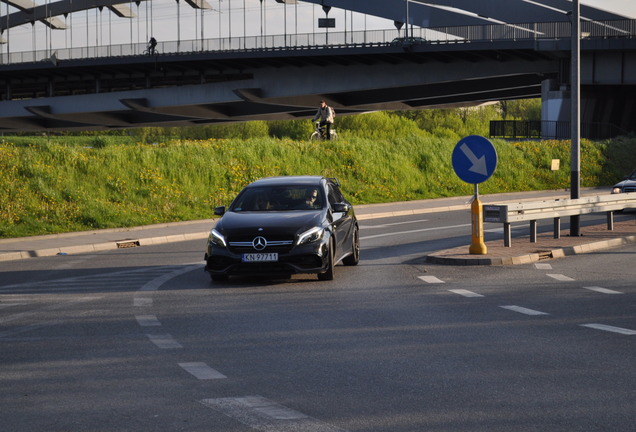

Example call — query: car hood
[614,179,636,187]
[216,210,326,238]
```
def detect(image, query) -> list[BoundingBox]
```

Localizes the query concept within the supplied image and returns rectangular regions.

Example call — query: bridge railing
[1,18,634,65]
[490,120,630,140]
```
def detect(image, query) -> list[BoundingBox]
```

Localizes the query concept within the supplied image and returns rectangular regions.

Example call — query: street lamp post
[570,0,581,236]
[406,0,409,38]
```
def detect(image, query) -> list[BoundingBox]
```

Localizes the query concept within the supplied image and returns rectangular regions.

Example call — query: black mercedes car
[204,176,360,282]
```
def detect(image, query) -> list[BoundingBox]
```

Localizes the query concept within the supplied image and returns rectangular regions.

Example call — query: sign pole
[470,184,487,255]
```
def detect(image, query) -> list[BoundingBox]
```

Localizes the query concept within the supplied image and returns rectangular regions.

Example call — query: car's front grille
[623,186,636,193]
[228,238,294,254]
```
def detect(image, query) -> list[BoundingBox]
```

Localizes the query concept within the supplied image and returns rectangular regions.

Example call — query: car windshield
[230,186,324,212]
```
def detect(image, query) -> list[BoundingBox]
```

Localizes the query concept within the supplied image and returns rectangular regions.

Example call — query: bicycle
[142,45,160,56]
[310,122,338,141]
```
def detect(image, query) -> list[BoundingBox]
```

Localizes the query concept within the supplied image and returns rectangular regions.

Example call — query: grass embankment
[1,117,635,238]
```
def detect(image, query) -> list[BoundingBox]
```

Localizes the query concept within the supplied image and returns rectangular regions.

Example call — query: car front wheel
[317,240,335,281]
[342,225,360,266]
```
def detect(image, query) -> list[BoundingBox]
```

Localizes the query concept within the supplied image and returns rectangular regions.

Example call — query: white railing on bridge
[1,18,634,65]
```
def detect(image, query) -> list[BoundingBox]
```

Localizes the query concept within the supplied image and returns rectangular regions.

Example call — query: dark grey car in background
[611,168,636,194]
[205,176,360,282]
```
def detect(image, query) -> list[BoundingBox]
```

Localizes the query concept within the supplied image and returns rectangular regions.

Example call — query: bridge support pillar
[541,78,570,139]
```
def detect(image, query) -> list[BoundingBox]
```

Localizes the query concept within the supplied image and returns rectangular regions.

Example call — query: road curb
[0,232,212,261]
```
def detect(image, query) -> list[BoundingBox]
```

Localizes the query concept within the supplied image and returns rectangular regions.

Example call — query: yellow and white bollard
[469,196,487,255]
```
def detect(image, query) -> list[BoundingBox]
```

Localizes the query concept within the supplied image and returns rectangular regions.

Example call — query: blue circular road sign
[452,135,498,184]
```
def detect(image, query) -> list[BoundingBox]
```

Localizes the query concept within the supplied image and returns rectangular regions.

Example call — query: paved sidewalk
[1,187,634,265]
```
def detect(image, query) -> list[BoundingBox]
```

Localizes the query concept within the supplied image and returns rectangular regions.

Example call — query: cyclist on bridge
[148,37,157,55]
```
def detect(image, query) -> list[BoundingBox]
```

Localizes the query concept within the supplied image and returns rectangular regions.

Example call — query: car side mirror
[214,206,226,216]
[331,202,350,213]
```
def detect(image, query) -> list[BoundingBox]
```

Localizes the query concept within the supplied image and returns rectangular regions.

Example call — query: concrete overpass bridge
[0,0,634,134]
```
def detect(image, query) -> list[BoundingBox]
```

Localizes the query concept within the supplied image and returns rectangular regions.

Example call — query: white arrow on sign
[460,143,488,176]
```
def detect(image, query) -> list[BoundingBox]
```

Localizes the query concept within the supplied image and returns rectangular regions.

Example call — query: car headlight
[612,187,622,194]
[296,226,325,246]
[208,229,227,248]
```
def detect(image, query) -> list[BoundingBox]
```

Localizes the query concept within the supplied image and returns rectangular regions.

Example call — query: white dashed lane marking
[583,286,623,295]
[179,362,227,380]
[534,263,552,270]
[500,305,549,316]
[133,297,153,307]
[448,289,483,298]
[547,274,575,282]
[136,315,161,327]
[580,324,636,336]
[418,276,445,284]
[146,333,183,349]
[200,396,348,432]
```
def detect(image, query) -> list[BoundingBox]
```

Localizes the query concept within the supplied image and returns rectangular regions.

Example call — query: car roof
[247,176,327,188]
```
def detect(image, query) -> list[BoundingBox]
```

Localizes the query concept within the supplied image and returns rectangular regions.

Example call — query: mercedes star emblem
[252,236,267,251]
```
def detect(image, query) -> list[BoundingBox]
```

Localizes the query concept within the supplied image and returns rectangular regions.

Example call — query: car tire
[317,240,335,281]
[342,225,360,266]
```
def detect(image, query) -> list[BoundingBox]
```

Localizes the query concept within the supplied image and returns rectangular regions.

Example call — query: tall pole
[405,0,409,38]
[570,0,581,236]
[128,1,131,52]
[70,0,73,51]
[6,0,9,62]
[243,0,246,49]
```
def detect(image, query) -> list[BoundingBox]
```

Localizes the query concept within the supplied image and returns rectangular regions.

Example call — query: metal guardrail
[1,18,635,65]
[483,193,636,247]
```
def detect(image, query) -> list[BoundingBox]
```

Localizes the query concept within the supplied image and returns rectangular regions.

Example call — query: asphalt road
[1,209,635,432]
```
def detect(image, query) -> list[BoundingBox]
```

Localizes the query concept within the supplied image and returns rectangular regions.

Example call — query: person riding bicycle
[312,100,335,140]
[148,37,157,55]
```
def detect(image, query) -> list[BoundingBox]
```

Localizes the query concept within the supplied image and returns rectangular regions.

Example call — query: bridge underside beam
[0,51,555,131]
[0,38,634,133]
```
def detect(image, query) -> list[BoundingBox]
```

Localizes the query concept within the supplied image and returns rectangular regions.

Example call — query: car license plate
[242,253,278,262]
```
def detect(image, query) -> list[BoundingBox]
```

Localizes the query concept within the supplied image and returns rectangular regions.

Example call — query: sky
[2,0,635,54]
[4,0,394,53]
[582,0,636,18]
